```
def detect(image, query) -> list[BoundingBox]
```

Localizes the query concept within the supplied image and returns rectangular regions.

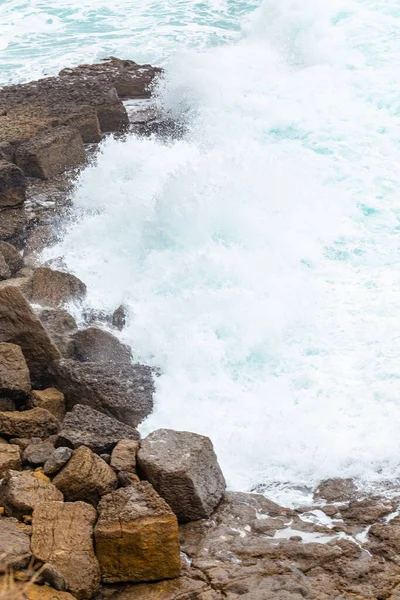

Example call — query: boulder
[0,286,61,386]
[24,225,57,266]
[23,438,54,466]
[36,307,77,356]
[0,518,31,570]
[0,577,77,600]
[0,443,21,477]
[0,241,24,275]
[137,429,226,522]
[0,159,26,207]
[110,439,139,472]
[43,446,73,475]
[112,305,127,330]
[49,360,154,427]
[26,267,86,308]
[0,408,60,439]
[66,326,131,363]
[94,482,180,583]
[0,253,11,280]
[28,388,66,422]
[0,469,63,518]
[52,445,117,506]
[314,478,359,503]
[0,342,31,398]
[31,501,100,600]
[56,404,139,454]
[15,126,85,179]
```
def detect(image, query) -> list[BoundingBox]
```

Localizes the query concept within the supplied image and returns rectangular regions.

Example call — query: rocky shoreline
[1,59,400,600]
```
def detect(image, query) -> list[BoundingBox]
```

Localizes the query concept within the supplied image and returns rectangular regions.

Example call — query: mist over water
[4,0,400,503]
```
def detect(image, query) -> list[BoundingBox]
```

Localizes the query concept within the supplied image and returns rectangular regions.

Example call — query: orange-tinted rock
[0,342,31,398]
[0,469,63,518]
[0,408,59,439]
[0,443,21,477]
[29,388,66,422]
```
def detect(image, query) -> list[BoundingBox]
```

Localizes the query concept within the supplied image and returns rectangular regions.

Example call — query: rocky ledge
[1,60,400,600]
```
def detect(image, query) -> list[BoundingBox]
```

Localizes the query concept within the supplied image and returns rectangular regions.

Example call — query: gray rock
[66,326,131,363]
[22,437,54,466]
[0,469,63,518]
[137,429,226,522]
[0,519,31,570]
[56,404,139,454]
[35,306,77,356]
[112,305,126,330]
[44,446,73,475]
[0,241,24,276]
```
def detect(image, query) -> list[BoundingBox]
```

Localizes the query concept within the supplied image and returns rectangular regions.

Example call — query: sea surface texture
[2,0,400,504]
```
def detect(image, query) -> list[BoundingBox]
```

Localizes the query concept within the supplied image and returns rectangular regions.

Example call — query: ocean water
[3,0,400,504]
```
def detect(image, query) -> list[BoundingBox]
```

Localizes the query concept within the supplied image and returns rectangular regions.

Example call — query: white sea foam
[35,0,400,504]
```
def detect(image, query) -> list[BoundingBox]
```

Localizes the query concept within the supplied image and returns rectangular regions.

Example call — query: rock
[314,478,358,503]
[0,253,11,280]
[118,471,140,487]
[0,342,31,398]
[107,578,212,600]
[0,241,24,275]
[0,469,63,517]
[0,408,59,439]
[23,438,54,466]
[100,453,111,464]
[56,404,139,454]
[43,446,73,475]
[137,429,226,522]
[0,398,16,411]
[110,439,139,472]
[15,127,85,180]
[9,436,31,450]
[49,360,154,427]
[94,482,181,583]
[37,563,68,591]
[28,388,66,422]
[66,327,131,363]
[52,445,117,506]
[31,501,100,600]
[340,497,395,526]
[0,444,21,477]
[27,267,86,308]
[0,577,77,600]
[0,518,31,570]
[36,307,77,356]
[0,286,61,386]
[112,305,126,330]
[24,225,57,265]
[0,160,26,207]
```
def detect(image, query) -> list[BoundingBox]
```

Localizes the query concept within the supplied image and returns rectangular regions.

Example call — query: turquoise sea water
[3,0,400,504]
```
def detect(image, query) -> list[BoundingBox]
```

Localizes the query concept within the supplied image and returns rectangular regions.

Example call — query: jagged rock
[0,342,31,398]
[314,478,358,503]
[110,439,139,472]
[0,576,77,600]
[52,445,117,506]
[67,326,131,363]
[137,429,226,522]
[0,469,63,517]
[49,360,154,427]
[0,518,31,570]
[0,286,61,386]
[36,307,77,356]
[23,438,54,466]
[0,160,26,207]
[112,305,126,330]
[340,497,395,526]
[0,443,21,477]
[26,267,86,308]
[43,446,73,475]
[56,404,139,454]
[0,241,24,275]
[28,388,66,422]
[0,408,59,439]
[31,501,100,600]
[94,482,180,583]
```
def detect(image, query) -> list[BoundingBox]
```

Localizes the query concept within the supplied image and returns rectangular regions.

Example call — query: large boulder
[49,360,154,427]
[66,326,131,363]
[31,501,100,600]
[52,445,117,506]
[110,439,139,472]
[26,267,86,308]
[0,159,26,207]
[94,482,180,583]
[0,443,21,477]
[0,286,61,386]
[0,518,31,570]
[0,469,63,518]
[56,404,139,454]
[28,388,66,422]
[0,342,31,398]
[15,126,85,179]
[137,429,226,522]
[36,307,77,356]
[0,407,60,439]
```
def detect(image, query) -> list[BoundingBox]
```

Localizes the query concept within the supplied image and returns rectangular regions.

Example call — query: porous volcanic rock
[26,266,86,308]
[0,407,59,439]
[0,342,31,398]
[0,469,63,518]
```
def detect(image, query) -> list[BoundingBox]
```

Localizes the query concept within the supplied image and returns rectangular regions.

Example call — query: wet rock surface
[67,326,132,364]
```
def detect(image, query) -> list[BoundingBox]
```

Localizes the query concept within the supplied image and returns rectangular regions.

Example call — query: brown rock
[0,160,26,207]
[52,445,117,506]
[23,438,54,466]
[138,429,226,522]
[108,577,210,600]
[36,307,77,356]
[111,439,139,472]
[0,398,16,411]
[27,267,86,308]
[0,408,59,439]
[0,241,24,275]
[67,326,131,363]
[314,478,358,503]
[15,127,85,180]
[0,469,63,518]
[0,443,21,477]
[24,225,57,265]
[118,471,140,487]
[0,253,11,280]
[0,518,31,570]
[0,342,31,398]
[0,286,61,386]
[29,388,66,421]
[340,497,394,526]
[0,577,77,600]
[94,482,181,583]
[31,501,100,600]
